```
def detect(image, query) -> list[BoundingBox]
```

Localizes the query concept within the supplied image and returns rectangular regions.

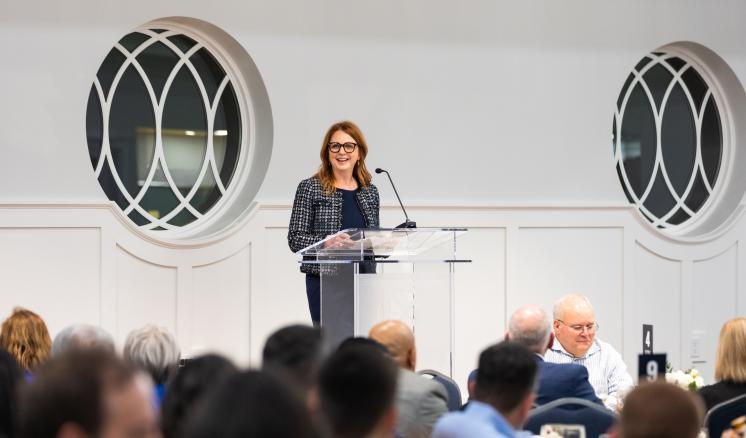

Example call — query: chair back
[704,393,746,438]
[524,397,616,438]
[417,369,462,411]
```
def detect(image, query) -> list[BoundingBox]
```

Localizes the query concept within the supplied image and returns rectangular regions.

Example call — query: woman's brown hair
[315,120,372,195]
[715,317,746,382]
[0,307,52,372]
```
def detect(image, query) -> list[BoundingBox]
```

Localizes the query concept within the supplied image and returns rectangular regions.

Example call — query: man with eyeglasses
[544,294,633,411]
[507,305,601,406]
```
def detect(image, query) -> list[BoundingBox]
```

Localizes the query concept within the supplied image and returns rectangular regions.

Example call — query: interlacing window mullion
[86,27,242,231]
[614,51,723,230]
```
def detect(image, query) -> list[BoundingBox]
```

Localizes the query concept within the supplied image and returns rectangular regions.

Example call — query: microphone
[375,168,416,228]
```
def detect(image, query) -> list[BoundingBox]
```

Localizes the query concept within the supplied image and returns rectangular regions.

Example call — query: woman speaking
[287,121,380,325]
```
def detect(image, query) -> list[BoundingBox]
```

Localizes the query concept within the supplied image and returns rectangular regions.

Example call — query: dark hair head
[336,336,390,355]
[262,324,322,390]
[17,348,136,438]
[474,342,537,413]
[318,340,398,437]
[621,381,703,438]
[0,348,23,438]
[185,370,314,438]
[161,354,238,438]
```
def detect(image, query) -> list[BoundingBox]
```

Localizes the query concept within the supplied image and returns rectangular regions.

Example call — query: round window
[86,18,272,235]
[613,51,724,231]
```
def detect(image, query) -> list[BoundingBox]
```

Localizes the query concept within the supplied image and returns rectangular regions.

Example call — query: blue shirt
[432,401,516,438]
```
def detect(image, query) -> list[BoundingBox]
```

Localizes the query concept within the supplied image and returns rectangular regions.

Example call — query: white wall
[3,1,746,204]
[2,0,746,395]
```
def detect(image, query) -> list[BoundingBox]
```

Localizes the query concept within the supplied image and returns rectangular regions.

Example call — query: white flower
[665,368,706,391]
[694,376,705,389]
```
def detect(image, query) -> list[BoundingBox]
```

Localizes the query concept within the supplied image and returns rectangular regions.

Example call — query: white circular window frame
[95,16,273,245]
[618,41,746,241]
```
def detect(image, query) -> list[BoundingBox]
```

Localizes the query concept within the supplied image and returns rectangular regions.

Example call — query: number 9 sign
[638,353,666,383]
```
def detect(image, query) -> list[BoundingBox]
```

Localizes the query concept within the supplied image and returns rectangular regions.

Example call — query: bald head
[368,320,416,371]
[508,305,551,354]
[553,294,594,321]
[553,294,597,358]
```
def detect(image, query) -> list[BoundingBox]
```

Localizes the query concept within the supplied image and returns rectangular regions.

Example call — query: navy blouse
[339,188,366,230]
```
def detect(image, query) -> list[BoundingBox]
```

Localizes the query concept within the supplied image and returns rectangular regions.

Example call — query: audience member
[544,294,633,410]
[336,336,390,354]
[185,370,315,438]
[369,319,448,438]
[466,369,477,401]
[17,348,161,438]
[433,342,538,438]
[508,304,601,405]
[318,339,398,438]
[51,324,114,356]
[161,354,238,438]
[0,307,52,374]
[618,381,703,438]
[123,324,180,403]
[0,349,23,438]
[699,317,746,410]
[262,324,322,395]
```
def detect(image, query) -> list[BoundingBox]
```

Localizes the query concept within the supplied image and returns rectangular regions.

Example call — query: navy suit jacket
[535,355,602,406]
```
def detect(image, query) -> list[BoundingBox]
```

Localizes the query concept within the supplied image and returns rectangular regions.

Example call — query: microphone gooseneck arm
[375,168,416,228]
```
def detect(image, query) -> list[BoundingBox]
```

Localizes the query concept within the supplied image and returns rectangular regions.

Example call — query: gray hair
[51,324,115,356]
[123,324,180,385]
[553,294,594,321]
[508,305,551,353]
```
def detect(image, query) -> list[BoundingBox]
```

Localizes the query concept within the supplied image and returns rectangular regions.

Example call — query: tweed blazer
[288,176,380,274]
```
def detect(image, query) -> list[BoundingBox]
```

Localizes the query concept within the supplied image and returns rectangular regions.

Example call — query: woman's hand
[324,233,354,249]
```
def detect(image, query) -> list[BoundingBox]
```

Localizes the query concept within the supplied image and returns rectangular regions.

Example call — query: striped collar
[550,338,601,359]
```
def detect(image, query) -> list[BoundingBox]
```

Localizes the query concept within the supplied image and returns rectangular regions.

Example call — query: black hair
[161,354,238,438]
[262,324,322,390]
[185,370,315,438]
[0,349,23,438]
[474,341,537,413]
[336,336,390,355]
[17,348,135,438]
[318,340,397,438]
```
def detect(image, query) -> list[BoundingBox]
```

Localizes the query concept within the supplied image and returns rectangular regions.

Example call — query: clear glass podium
[298,228,470,375]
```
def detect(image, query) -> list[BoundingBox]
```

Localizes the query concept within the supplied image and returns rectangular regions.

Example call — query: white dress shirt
[544,338,634,411]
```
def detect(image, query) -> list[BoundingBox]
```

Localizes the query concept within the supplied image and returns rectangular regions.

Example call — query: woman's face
[328,130,360,176]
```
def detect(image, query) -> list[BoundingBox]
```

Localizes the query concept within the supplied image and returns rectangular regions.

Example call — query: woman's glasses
[328,142,358,153]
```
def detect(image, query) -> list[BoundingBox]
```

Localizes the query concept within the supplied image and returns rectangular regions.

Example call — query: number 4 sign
[643,324,653,354]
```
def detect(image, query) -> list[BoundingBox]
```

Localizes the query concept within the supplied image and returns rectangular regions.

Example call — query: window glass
[86,28,243,231]
[613,53,724,230]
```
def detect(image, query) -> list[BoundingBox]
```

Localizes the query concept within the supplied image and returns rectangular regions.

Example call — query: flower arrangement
[665,365,705,391]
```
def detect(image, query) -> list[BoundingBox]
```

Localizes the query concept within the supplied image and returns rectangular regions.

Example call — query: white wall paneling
[192,246,252,363]
[452,228,506,391]
[248,222,315,366]
[0,202,746,395]
[690,245,739,380]
[115,246,178,344]
[628,243,681,379]
[514,227,624,349]
[0,227,101,337]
